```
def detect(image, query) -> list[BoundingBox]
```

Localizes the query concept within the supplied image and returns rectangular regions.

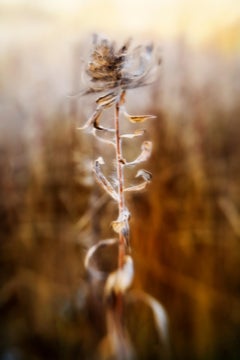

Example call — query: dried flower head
[84,35,159,94]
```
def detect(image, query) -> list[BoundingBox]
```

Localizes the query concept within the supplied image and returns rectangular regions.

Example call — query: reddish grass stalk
[115,93,126,267]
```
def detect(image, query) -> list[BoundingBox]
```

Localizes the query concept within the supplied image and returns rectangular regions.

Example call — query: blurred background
[0,0,240,359]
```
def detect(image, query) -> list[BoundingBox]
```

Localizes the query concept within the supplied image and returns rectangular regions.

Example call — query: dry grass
[0,37,240,359]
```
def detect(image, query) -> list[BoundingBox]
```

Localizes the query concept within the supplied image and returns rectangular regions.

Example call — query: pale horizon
[0,0,240,43]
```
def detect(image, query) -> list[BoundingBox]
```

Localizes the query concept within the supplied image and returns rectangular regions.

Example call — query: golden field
[0,1,240,359]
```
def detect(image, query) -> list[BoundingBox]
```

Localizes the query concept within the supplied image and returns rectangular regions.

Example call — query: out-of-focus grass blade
[84,238,118,279]
[129,290,169,346]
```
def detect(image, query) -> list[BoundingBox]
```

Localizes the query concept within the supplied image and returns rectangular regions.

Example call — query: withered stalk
[115,91,126,268]
[114,90,126,318]
[81,37,167,359]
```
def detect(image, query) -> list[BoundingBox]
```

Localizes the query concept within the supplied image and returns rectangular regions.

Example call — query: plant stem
[114,91,126,322]
[115,91,126,270]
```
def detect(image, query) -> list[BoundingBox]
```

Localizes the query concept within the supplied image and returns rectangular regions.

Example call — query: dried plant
[78,35,168,359]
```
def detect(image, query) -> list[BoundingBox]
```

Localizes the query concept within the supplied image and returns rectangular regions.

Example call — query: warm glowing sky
[0,0,240,46]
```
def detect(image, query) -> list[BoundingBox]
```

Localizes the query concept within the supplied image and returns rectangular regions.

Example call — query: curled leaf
[124,169,152,193]
[105,255,134,298]
[124,181,148,193]
[124,111,156,123]
[77,108,102,130]
[96,92,118,108]
[92,109,115,132]
[92,128,115,146]
[111,208,131,231]
[129,290,169,346]
[136,169,152,182]
[93,158,119,201]
[84,238,118,280]
[125,141,152,166]
[120,129,145,139]
[96,156,105,165]
[111,221,121,234]
[111,219,128,234]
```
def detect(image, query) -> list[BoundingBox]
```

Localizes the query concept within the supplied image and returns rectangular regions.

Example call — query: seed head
[85,35,159,93]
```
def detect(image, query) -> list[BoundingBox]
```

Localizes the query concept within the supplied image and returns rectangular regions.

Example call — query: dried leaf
[111,208,130,232]
[136,169,152,182]
[90,105,115,132]
[148,295,168,345]
[77,108,102,130]
[96,156,105,165]
[93,158,119,201]
[124,169,152,193]
[84,238,118,279]
[123,169,152,192]
[93,111,108,131]
[124,111,156,123]
[111,220,127,234]
[93,124,115,133]
[120,129,145,139]
[111,208,131,249]
[96,92,118,108]
[129,290,169,346]
[124,181,148,193]
[125,141,152,166]
[100,306,135,360]
[92,128,115,146]
[105,255,134,297]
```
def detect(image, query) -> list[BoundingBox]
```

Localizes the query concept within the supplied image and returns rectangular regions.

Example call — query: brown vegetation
[0,37,240,359]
